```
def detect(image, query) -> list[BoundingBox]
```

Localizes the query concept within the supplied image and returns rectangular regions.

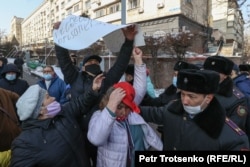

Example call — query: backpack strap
[0,106,20,126]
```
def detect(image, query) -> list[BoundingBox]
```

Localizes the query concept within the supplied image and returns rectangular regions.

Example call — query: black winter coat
[55,39,134,131]
[0,64,29,96]
[10,89,99,167]
[141,84,179,107]
[140,98,249,150]
[215,77,250,143]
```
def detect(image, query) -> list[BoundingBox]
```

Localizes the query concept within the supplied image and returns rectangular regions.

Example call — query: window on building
[108,3,121,14]
[74,4,79,12]
[85,0,91,9]
[128,0,139,9]
[61,13,65,19]
[61,1,65,9]
[185,0,192,3]
[68,9,72,15]
[96,8,107,18]
[56,6,59,12]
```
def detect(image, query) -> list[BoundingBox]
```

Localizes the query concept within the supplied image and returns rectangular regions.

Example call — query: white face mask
[183,96,207,115]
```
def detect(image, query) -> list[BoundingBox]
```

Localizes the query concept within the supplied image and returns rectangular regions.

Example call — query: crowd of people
[0,23,250,167]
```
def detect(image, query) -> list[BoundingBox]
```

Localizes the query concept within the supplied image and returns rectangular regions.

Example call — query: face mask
[183,96,207,115]
[5,74,16,81]
[85,64,101,76]
[45,101,61,117]
[116,116,127,122]
[43,74,53,80]
[172,76,177,87]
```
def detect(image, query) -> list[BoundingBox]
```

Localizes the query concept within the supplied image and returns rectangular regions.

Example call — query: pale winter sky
[0,0,44,34]
[0,0,249,34]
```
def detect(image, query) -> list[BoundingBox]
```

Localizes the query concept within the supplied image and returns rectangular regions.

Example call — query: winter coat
[13,57,24,71]
[88,109,163,167]
[146,76,156,98]
[88,63,160,167]
[0,64,29,96]
[140,98,249,150]
[233,73,250,97]
[55,39,134,131]
[141,84,179,107]
[54,39,134,166]
[10,88,99,167]
[0,88,20,151]
[37,74,68,104]
[215,77,250,143]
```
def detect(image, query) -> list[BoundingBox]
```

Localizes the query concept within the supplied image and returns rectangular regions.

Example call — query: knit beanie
[113,82,140,113]
[16,85,47,121]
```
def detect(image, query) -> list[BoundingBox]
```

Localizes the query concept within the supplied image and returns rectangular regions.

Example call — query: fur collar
[168,98,226,139]
[217,77,233,97]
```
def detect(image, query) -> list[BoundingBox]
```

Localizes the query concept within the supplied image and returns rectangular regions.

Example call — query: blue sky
[0,0,44,34]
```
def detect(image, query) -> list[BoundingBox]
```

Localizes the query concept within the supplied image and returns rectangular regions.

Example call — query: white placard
[53,15,145,51]
[53,15,128,50]
[103,24,145,53]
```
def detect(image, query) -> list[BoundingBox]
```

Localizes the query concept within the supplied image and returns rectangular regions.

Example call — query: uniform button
[183,117,187,121]
[173,147,177,150]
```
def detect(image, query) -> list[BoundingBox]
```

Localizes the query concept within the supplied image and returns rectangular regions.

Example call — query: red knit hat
[113,82,140,113]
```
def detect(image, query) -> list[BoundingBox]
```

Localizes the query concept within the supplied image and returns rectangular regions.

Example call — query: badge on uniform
[237,105,247,117]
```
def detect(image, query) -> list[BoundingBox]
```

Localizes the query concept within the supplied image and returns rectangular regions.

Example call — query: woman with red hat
[87,47,163,167]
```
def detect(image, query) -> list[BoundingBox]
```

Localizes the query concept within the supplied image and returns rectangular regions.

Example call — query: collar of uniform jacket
[168,98,225,139]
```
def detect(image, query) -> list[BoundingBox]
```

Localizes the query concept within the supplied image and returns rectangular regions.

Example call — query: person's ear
[205,94,214,104]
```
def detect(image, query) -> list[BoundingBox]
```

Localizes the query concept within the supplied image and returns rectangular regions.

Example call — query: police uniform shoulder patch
[225,117,246,136]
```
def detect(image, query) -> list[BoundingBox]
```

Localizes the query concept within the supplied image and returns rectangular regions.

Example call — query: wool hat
[173,61,200,71]
[113,82,140,113]
[239,64,250,72]
[16,85,47,121]
[82,55,102,66]
[125,64,134,76]
[203,56,234,75]
[177,69,220,94]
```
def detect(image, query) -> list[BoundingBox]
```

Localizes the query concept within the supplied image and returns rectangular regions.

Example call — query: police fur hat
[125,64,134,76]
[16,85,47,121]
[203,56,234,75]
[82,55,102,66]
[173,61,200,71]
[239,64,250,72]
[177,69,220,94]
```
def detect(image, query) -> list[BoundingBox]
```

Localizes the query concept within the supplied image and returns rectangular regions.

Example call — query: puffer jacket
[10,88,99,167]
[233,73,250,97]
[37,74,68,104]
[88,109,163,167]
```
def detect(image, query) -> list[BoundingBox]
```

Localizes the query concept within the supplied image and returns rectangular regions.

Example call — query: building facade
[7,0,244,57]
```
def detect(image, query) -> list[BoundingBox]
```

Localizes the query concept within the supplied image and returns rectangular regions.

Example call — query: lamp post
[121,0,126,24]
[44,38,47,65]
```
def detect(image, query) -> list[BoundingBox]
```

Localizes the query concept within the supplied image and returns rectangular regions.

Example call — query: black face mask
[85,64,102,76]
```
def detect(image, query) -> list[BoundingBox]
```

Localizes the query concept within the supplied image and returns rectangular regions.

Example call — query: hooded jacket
[0,64,29,96]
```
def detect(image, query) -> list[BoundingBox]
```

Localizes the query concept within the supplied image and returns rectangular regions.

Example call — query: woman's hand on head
[106,88,126,113]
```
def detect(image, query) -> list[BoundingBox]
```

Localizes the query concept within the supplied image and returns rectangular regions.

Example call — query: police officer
[203,56,250,143]
[140,69,249,150]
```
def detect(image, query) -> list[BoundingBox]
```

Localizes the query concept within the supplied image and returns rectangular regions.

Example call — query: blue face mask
[5,74,16,81]
[172,76,177,87]
[43,74,53,81]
